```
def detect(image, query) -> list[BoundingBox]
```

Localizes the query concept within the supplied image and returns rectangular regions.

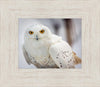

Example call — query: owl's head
[25,24,52,40]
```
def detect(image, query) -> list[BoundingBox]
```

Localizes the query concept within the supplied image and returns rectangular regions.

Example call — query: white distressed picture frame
[0,0,100,87]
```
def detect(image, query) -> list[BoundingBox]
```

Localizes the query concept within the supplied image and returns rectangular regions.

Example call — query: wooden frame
[0,0,100,87]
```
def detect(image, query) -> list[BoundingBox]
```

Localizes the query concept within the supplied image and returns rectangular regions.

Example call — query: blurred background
[19,19,82,69]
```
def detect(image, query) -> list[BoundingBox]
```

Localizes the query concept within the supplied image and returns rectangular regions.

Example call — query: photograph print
[19,19,82,69]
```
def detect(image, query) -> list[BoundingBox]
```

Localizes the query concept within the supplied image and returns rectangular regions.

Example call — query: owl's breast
[24,39,50,65]
[32,46,50,65]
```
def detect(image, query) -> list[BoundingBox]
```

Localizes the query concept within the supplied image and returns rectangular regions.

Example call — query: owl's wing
[49,41,81,68]
[22,45,32,65]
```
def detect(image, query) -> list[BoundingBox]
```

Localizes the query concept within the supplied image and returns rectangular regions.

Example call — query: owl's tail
[72,51,81,65]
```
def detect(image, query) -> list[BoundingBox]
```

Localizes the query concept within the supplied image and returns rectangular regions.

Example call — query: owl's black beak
[36,35,38,40]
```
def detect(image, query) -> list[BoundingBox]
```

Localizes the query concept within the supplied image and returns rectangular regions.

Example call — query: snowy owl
[23,24,81,68]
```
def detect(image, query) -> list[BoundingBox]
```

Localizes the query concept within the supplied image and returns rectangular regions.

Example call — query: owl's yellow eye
[29,31,34,35]
[40,29,45,34]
